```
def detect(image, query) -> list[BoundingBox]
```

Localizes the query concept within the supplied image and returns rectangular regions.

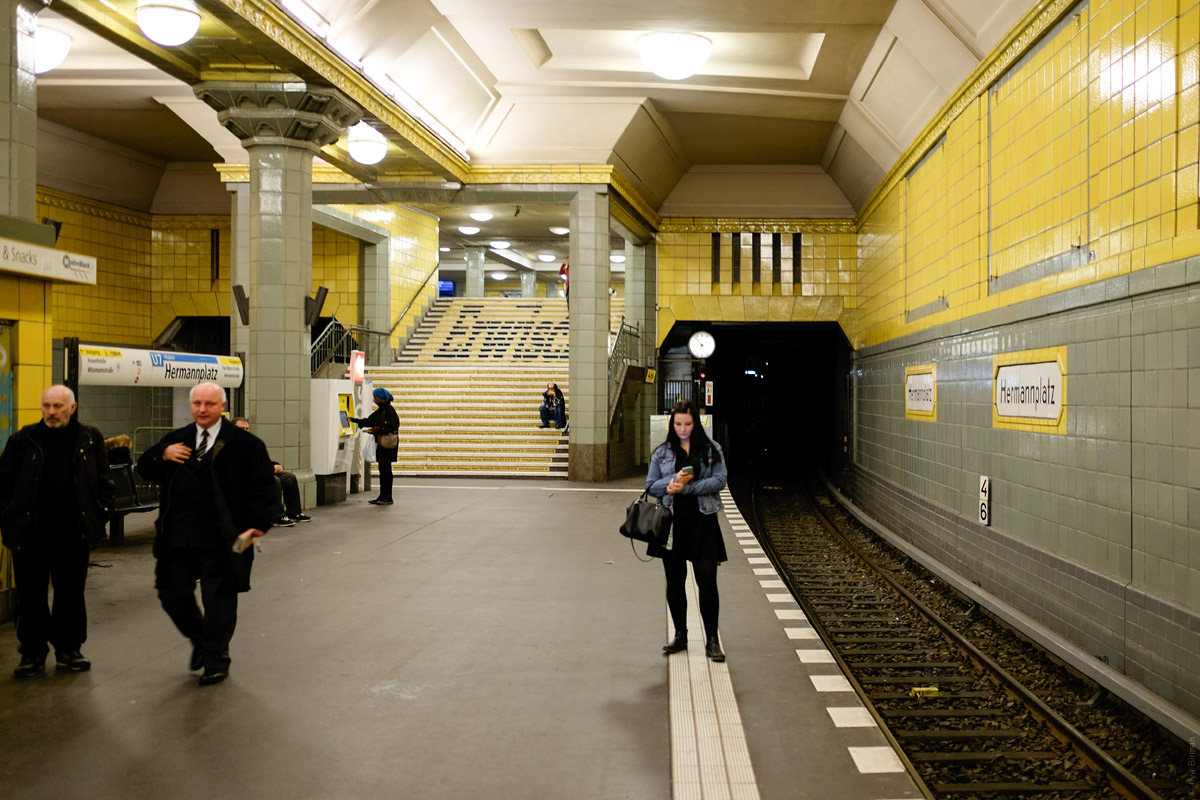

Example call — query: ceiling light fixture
[537,254,557,263]
[458,226,480,235]
[136,0,201,47]
[439,247,451,252]
[490,241,511,250]
[638,32,712,80]
[347,122,387,165]
[490,272,508,281]
[549,227,570,236]
[34,27,72,74]
[469,211,493,222]
[610,254,627,263]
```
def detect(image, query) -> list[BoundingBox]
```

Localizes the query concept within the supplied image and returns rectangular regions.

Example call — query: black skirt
[669,493,726,563]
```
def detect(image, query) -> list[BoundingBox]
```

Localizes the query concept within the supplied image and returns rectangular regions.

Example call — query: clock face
[688,331,716,359]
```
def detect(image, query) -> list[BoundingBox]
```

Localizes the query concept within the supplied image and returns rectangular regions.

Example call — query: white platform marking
[827,707,876,728]
[774,609,806,620]
[847,746,906,773]
[785,627,819,640]
[795,649,836,664]
[810,675,854,693]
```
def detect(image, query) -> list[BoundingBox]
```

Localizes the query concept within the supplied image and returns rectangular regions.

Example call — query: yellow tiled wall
[848,0,1200,349]
[329,204,440,349]
[150,216,231,342]
[312,224,360,326]
[656,0,1200,352]
[656,227,855,346]
[38,188,152,346]
[0,275,51,427]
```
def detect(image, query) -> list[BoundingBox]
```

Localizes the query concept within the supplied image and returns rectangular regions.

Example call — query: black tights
[377,461,393,501]
[663,555,720,641]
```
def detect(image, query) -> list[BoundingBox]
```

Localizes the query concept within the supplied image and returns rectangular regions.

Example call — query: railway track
[741,473,1189,799]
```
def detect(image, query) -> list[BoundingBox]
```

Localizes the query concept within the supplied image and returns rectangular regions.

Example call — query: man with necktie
[137,382,276,686]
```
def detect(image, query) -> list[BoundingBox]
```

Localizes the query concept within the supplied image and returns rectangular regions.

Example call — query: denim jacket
[645,439,727,514]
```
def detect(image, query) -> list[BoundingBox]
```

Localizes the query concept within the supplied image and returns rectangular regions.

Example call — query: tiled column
[520,269,536,297]
[625,241,657,465]
[567,186,610,482]
[196,82,359,504]
[1,0,36,220]
[465,247,486,297]
[229,184,251,394]
[361,238,391,364]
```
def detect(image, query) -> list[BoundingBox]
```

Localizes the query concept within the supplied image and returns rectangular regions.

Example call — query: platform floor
[0,477,921,800]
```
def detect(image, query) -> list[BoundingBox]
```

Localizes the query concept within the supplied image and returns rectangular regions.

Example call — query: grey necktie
[196,429,209,462]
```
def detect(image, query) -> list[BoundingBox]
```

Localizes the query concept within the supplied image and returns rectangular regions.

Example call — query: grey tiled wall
[846,257,1200,719]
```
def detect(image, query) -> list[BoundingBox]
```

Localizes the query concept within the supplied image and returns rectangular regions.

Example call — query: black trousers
[377,460,394,501]
[12,535,90,656]
[662,555,720,641]
[155,546,238,671]
[276,471,301,516]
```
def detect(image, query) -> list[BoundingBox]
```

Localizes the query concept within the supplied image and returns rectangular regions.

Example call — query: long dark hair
[661,401,722,469]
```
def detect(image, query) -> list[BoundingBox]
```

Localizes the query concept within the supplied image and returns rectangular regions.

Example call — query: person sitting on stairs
[539,382,565,429]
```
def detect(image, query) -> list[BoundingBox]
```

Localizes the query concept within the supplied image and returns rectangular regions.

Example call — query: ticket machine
[311,378,356,503]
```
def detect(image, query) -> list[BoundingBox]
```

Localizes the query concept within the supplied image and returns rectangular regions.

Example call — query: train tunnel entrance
[656,322,851,484]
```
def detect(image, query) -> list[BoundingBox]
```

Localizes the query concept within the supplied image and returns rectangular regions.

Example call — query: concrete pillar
[465,247,486,297]
[520,269,536,297]
[567,186,610,482]
[625,241,656,464]
[0,0,36,220]
[196,81,360,506]
[361,238,391,365]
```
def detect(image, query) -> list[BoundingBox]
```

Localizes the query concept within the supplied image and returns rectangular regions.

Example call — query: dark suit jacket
[137,421,277,591]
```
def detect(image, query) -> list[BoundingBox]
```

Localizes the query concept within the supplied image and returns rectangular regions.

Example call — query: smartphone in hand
[680,466,694,476]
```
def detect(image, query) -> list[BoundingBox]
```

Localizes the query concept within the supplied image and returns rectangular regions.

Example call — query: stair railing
[310,265,440,377]
[607,318,640,423]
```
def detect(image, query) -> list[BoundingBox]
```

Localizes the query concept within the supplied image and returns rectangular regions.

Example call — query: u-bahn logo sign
[993,347,1066,434]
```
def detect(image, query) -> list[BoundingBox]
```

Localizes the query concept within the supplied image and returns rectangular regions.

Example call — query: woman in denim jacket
[646,401,729,661]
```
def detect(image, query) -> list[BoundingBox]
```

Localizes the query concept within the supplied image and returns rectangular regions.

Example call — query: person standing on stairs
[350,387,399,505]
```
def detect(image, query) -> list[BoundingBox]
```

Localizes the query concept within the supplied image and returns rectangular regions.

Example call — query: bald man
[137,382,276,686]
[0,385,114,678]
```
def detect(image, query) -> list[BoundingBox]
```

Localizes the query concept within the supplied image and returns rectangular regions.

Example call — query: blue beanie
[373,387,393,402]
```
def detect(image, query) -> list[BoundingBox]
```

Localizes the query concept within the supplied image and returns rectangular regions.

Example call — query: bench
[109,464,158,546]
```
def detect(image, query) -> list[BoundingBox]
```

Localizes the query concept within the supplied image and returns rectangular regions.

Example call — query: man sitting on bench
[233,417,311,527]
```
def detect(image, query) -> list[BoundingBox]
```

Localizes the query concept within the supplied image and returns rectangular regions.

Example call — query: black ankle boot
[705,636,725,662]
[662,633,688,655]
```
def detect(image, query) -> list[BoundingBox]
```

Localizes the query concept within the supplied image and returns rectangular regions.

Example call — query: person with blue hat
[349,387,400,505]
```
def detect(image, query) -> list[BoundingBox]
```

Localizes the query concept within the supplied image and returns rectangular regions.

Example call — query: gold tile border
[659,219,857,235]
[36,188,152,228]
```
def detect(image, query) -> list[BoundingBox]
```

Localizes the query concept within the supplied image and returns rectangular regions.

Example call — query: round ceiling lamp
[439,246,451,252]
[537,253,556,263]
[347,122,387,165]
[136,0,201,47]
[490,241,511,249]
[549,226,570,236]
[469,211,493,222]
[490,272,508,281]
[458,226,480,235]
[610,253,627,263]
[35,27,72,74]
[638,32,712,80]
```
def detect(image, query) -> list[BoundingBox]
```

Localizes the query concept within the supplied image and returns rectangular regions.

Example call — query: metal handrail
[388,265,440,337]
[607,318,640,420]
[310,265,441,377]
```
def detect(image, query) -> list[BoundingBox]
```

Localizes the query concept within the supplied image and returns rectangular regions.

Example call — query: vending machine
[311,378,356,504]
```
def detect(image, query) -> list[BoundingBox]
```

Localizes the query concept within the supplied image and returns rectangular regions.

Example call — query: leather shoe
[189,643,203,671]
[13,654,46,678]
[55,651,91,671]
[662,633,688,655]
[705,636,725,662]
[199,668,228,686]
[369,498,394,505]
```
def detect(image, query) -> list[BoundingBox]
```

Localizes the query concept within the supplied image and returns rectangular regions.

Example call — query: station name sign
[0,235,97,285]
[993,347,1066,434]
[79,345,243,388]
[904,363,937,420]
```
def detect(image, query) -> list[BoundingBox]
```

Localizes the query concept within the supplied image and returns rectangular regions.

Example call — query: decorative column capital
[194,81,362,153]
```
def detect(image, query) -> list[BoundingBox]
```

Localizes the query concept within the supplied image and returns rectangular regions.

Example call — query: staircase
[366,298,570,478]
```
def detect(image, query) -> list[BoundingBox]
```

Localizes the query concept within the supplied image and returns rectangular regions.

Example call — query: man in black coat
[137,382,276,686]
[0,385,114,678]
